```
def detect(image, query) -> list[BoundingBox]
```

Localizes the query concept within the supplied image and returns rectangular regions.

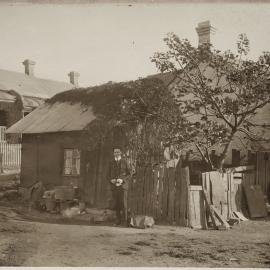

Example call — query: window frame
[62,148,81,177]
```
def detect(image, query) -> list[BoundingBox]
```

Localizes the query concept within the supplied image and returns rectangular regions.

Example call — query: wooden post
[178,166,190,227]
[0,152,3,173]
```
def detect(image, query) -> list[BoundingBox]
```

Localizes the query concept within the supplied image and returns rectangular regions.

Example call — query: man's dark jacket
[107,158,130,190]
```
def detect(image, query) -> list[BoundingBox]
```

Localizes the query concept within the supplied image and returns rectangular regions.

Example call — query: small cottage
[6,82,139,208]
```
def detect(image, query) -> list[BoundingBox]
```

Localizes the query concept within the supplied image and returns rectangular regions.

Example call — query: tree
[54,78,181,163]
[151,33,270,169]
[119,77,183,164]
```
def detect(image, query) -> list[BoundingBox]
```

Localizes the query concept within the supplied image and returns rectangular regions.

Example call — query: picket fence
[0,142,21,169]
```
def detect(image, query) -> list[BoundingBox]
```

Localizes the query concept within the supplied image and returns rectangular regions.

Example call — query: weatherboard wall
[20,131,113,208]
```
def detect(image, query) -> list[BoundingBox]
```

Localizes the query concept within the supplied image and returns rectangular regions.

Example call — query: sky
[0,1,270,87]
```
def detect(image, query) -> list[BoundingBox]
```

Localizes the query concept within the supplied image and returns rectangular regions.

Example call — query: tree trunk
[195,144,214,170]
[217,139,233,170]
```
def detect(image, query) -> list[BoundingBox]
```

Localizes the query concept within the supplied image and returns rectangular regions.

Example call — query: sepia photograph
[0,0,269,267]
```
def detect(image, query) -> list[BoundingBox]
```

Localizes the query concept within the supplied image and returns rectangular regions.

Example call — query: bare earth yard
[0,202,270,267]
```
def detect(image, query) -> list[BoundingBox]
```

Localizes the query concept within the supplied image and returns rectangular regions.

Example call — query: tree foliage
[60,78,181,163]
[151,33,270,169]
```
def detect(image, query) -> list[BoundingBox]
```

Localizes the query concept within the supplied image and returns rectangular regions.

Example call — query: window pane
[64,149,80,176]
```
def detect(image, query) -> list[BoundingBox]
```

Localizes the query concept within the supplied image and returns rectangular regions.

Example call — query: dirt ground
[0,202,269,268]
[0,174,270,267]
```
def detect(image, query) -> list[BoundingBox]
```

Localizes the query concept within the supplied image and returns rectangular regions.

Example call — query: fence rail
[0,142,21,170]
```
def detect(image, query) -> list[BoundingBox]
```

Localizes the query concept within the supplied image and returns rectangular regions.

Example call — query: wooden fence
[256,151,270,199]
[0,126,6,142]
[0,142,21,170]
[128,162,268,228]
[128,164,190,225]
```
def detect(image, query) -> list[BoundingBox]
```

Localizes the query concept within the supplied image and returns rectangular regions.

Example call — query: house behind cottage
[0,59,78,143]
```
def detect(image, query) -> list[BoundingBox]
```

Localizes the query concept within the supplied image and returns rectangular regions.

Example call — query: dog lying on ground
[128,213,155,229]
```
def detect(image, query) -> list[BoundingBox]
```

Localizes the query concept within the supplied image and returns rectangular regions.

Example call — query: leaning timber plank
[201,190,208,230]
[212,205,231,230]
[233,211,248,221]
[202,189,219,229]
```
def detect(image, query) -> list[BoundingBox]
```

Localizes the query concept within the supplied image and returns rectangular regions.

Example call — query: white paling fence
[0,126,6,142]
[0,142,21,169]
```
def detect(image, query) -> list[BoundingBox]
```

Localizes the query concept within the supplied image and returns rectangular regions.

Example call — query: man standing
[108,147,130,226]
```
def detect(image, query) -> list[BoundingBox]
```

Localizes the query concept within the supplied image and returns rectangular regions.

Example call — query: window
[63,149,81,176]
[0,110,7,126]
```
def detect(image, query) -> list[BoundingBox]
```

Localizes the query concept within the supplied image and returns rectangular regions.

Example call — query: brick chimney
[195,21,215,46]
[22,59,36,76]
[68,71,80,87]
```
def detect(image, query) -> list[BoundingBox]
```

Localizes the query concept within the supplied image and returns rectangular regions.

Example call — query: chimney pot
[196,20,215,46]
[22,59,36,76]
[68,71,80,87]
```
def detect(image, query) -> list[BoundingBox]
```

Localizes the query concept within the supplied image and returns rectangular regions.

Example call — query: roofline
[7,129,86,135]
[0,68,74,87]
[0,99,15,103]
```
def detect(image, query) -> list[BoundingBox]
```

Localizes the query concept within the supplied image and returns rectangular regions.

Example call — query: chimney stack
[195,21,215,46]
[22,59,36,76]
[68,71,80,87]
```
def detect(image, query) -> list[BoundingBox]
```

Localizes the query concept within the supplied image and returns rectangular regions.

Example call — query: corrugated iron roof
[0,69,74,99]
[22,96,44,110]
[6,102,96,134]
[0,90,16,102]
